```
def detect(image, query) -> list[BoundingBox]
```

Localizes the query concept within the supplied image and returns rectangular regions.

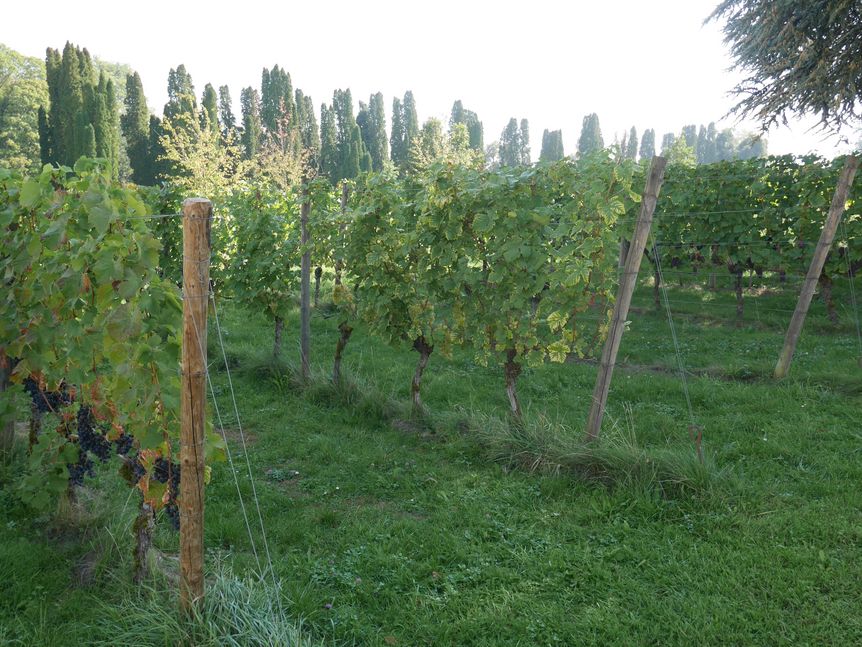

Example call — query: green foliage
[644,155,862,293]
[227,184,299,324]
[709,0,862,131]
[0,44,48,172]
[159,108,247,199]
[346,154,636,391]
[0,160,224,512]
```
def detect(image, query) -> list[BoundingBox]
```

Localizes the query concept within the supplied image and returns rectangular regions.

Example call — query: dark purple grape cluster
[76,405,112,463]
[163,501,180,530]
[153,457,181,531]
[114,433,134,456]
[67,452,95,486]
[23,377,73,414]
[128,456,147,483]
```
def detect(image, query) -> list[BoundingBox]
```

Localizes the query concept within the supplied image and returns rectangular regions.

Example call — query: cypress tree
[146,115,165,183]
[390,97,406,167]
[103,76,120,178]
[319,103,338,181]
[576,113,604,157]
[201,83,219,133]
[82,123,97,158]
[539,129,564,161]
[240,86,262,159]
[626,126,638,160]
[58,43,84,163]
[122,72,151,184]
[218,85,235,134]
[639,128,656,160]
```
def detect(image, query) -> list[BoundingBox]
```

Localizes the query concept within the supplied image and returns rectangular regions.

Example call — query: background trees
[0,45,47,172]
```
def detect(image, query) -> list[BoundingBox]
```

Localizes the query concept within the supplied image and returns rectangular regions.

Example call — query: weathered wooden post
[585,157,667,441]
[179,197,211,613]
[774,155,859,379]
[300,183,311,381]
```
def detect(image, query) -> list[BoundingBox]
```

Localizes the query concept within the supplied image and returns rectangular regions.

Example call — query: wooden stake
[300,185,311,381]
[585,156,667,441]
[774,155,859,379]
[179,197,211,613]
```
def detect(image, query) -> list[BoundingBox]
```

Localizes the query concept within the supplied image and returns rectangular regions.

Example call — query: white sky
[4,0,858,157]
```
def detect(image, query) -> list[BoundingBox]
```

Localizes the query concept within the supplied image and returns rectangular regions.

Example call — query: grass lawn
[1,275,861,646]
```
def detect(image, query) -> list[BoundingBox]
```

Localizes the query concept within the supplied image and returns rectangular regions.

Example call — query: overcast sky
[4,0,858,157]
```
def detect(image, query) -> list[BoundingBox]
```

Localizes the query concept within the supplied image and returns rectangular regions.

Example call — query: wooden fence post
[585,157,667,442]
[180,197,211,613]
[774,155,859,379]
[300,184,311,381]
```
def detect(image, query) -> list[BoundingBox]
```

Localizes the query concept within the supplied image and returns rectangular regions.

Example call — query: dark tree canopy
[709,0,862,131]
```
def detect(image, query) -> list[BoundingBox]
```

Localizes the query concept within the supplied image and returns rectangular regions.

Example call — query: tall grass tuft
[94,563,319,647]
[466,407,717,498]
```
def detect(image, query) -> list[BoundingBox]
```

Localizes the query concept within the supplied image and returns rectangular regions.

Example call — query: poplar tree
[218,85,236,134]
[164,64,196,121]
[147,115,165,183]
[201,83,219,133]
[681,124,697,148]
[332,89,368,181]
[319,103,338,181]
[261,65,295,136]
[240,86,262,159]
[295,89,319,164]
[576,113,604,156]
[357,92,387,171]
[449,100,483,151]
[639,128,655,160]
[498,118,522,167]
[539,129,564,161]
[122,72,150,184]
[402,91,419,151]
[660,132,676,155]
[625,126,638,160]
[390,97,406,167]
[519,119,530,164]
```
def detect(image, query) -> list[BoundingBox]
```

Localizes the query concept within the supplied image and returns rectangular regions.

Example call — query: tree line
[0,41,770,183]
